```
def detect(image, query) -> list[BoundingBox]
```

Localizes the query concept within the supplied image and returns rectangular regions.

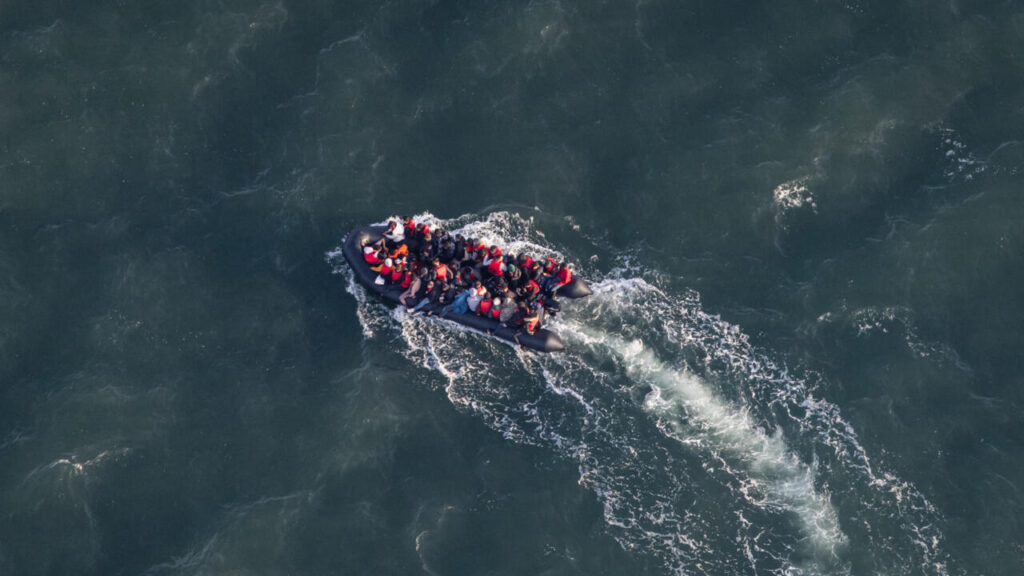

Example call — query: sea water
[3,2,1023,575]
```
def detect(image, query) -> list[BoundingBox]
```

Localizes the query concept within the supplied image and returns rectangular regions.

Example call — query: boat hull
[341,226,589,353]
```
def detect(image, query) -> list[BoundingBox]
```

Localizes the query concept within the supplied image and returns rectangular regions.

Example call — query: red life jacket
[556,266,571,285]
[544,257,558,274]
[404,220,416,237]
[380,263,393,277]
[489,305,501,320]
[522,255,535,268]
[526,315,539,333]
[390,268,404,283]
[363,246,382,265]
[487,259,504,277]
[525,279,540,296]
[435,263,449,282]
[400,272,413,289]
[478,298,493,316]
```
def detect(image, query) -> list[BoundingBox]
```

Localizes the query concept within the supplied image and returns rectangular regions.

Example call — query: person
[440,286,471,317]
[399,268,426,307]
[453,234,466,262]
[379,258,394,281]
[541,261,572,294]
[398,265,414,289]
[488,297,502,321]
[486,253,505,278]
[362,242,384,266]
[432,258,450,283]
[409,280,438,314]
[466,281,487,312]
[423,281,455,316]
[553,262,572,293]
[439,238,455,263]
[467,238,487,262]
[383,219,405,247]
[389,243,409,260]
[505,258,522,289]
[391,262,409,286]
[482,245,502,267]
[517,276,541,304]
[477,293,494,317]
[522,304,541,334]
[418,231,436,262]
[457,263,477,288]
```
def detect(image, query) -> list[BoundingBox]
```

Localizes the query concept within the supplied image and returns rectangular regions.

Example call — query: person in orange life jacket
[538,257,560,293]
[466,281,487,312]
[517,277,541,304]
[400,268,428,307]
[486,253,505,278]
[468,238,486,261]
[541,261,572,294]
[520,255,541,282]
[399,266,413,289]
[554,262,572,289]
[389,243,409,260]
[477,293,494,317]
[378,258,394,282]
[390,261,406,285]
[490,297,505,321]
[430,258,451,283]
[362,241,384,266]
[482,245,501,267]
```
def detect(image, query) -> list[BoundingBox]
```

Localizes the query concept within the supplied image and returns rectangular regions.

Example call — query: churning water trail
[328,211,952,575]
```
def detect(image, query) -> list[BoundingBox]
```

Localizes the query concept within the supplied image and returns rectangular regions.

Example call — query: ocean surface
[2,1,1024,574]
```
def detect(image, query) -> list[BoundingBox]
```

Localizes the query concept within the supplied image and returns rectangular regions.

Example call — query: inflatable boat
[342,224,592,353]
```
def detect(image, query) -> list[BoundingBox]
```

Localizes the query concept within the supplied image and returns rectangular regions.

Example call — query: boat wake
[327,211,952,575]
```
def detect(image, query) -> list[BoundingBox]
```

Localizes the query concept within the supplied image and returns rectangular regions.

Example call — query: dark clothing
[453,238,466,262]
[439,242,456,263]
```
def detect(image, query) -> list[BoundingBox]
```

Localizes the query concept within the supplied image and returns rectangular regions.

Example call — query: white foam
[331,212,951,575]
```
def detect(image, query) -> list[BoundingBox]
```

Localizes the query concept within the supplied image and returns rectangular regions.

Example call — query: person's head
[473,281,482,289]
[493,298,501,308]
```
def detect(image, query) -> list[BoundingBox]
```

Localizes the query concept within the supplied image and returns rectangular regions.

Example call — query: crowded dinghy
[341,216,591,353]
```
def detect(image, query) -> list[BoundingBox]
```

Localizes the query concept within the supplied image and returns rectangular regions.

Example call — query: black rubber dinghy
[342,225,592,353]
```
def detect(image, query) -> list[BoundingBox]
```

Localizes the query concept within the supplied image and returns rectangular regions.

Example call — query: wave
[328,211,953,575]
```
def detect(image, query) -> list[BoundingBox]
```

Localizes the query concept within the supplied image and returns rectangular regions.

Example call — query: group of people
[361,216,574,341]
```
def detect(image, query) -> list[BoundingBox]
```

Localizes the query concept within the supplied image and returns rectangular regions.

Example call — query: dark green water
[3,1,1024,574]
